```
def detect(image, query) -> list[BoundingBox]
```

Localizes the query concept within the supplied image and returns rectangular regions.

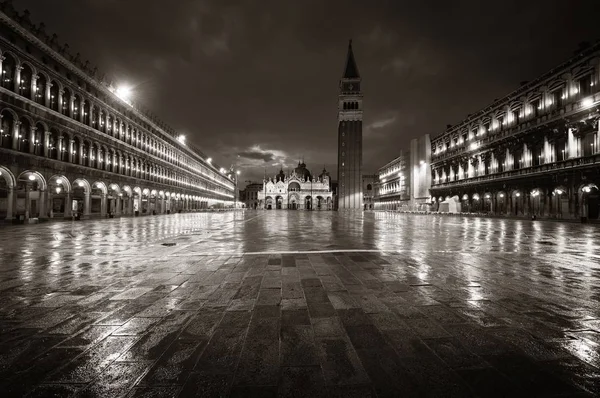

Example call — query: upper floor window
[579,74,593,97]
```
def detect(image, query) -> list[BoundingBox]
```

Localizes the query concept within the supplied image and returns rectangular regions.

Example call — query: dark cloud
[238,150,275,162]
[17,0,600,186]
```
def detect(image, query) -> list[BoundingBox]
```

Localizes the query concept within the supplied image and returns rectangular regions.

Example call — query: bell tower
[337,40,363,210]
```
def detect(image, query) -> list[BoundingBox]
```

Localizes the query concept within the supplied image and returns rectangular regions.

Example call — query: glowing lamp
[115,85,132,101]
[582,97,594,107]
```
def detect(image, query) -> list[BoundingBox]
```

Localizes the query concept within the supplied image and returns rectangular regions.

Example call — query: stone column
[115,196,121,215]
[11,120,20,150]
[29,126,36,154]
[13,65,22,93]
[89,106,94,128]
[68,139,74,163]
[69,95,75,118]
[25,184,31,220]
[39,189,47,220]
[43,131,51,157]
[87,144,93,167]
[79,101,85,124]
[31,74,38,101]
[57,89,64,114]
[100,194,107,217]
[79,142,85,165]
[5,187,14,221]
[64,191,72,218]
[83,191,91,217]
[45,82,52,108]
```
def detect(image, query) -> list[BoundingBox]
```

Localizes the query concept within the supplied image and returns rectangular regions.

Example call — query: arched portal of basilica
[258,163,334,210]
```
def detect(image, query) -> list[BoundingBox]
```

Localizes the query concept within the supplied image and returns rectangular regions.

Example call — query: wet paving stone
[1,211,599,396]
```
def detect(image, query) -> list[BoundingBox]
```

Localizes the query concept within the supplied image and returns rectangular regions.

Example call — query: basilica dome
[294,162,312,180]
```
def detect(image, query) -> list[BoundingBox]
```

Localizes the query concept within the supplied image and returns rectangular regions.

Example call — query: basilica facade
[258,163,334,210]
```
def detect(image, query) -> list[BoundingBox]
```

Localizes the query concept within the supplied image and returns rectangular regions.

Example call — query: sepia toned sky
[18,0,600,185]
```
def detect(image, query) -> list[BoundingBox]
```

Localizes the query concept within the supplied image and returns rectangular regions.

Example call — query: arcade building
[0,5,235,222]
[258,162,334,210]
[430,42,600,220]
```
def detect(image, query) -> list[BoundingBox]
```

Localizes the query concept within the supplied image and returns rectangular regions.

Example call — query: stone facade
[430,42,600,220]
[374,135,432,211]
[240,182,262,209]
[374,152,410,210]
[0,6,235,222]
[258,164,334,210]
[362,174,375,210]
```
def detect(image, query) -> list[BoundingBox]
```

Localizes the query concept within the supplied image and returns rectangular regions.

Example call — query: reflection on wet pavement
[0,210,599,396]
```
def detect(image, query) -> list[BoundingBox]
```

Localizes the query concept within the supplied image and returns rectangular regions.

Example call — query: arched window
[18,117,31,153]
[49,129,60,159]
[0,110,14,149]
[49,81,59,111]
[34,123,45,156]
[73,94,82,120]
[1,53,17,90]
[72,137,81,164]
[82,141,90,166]
[82,101,90,125]
[35,74,47,105]
[62,88,71,116]
[19,64,34,98]
[367,184,372,191]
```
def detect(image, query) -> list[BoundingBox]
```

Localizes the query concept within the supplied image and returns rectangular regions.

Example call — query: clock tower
[337,40,363,210]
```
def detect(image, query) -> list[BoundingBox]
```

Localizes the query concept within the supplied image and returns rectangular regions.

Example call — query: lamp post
[310,178,313,211]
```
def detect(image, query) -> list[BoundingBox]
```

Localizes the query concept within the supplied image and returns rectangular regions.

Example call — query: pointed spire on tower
[343,39,360,79]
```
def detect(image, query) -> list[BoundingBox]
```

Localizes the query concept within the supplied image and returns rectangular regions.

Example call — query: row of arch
[0,108,233,197]
[429,183,600,219]
[432,129,599,185]
[263,195,333,210]
[0,166,234,221]
[0,47,233,191]
[433,58,599,155]
[342,101,359,110]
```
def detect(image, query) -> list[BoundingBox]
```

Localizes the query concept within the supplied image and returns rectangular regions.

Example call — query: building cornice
[432,41,600,142]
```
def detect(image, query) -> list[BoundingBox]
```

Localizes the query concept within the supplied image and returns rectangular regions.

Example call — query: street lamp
[115,85,133,105]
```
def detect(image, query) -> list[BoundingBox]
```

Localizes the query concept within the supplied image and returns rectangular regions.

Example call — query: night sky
[18,0,600,186]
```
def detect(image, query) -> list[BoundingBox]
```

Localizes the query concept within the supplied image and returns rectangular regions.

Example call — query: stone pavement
[0,211,599,397]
